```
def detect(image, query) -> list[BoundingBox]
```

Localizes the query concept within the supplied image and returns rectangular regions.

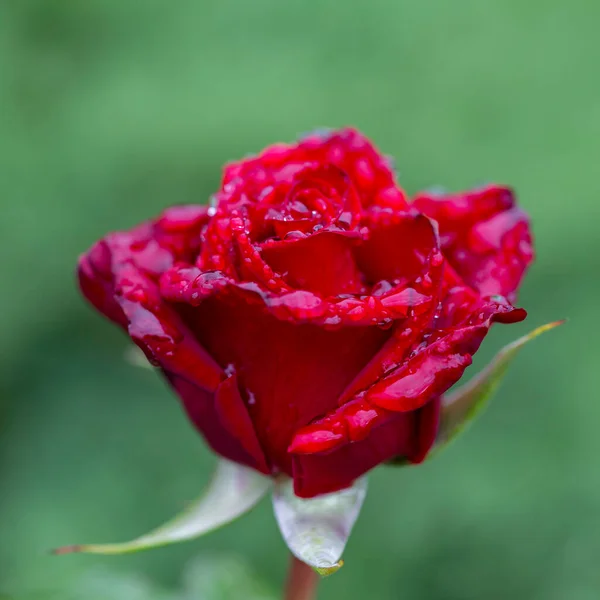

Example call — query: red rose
[78,128,533,498]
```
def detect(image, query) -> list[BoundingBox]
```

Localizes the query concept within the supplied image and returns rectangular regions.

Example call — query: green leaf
[272,477,367,576]
[435,320,565,453]
[53,460,271,556]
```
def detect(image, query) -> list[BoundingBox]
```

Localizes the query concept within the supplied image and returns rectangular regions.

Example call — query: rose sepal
[53,458,367,577]
[53,459,271,555]
[272,476,367,576]
[432,320,565,455]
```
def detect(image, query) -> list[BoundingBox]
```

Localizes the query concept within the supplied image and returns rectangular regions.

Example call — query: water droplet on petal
[431,252,444,267]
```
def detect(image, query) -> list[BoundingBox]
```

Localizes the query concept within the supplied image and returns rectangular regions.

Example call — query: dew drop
[421,274,433,290]
[377,318,394,330]
[208,196,218,217]
[371,280,393,296]
[431,252,444,267]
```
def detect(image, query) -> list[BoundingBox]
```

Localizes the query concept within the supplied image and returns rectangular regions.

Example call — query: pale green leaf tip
[52,544,138,556]
[314,560,344,577]
[52,540,166,555]
[522,319,565,339]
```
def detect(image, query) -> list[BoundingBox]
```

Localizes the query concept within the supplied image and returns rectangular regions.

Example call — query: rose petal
[167,376,251,469]
[223,128,408,210]
[288,297,525,496]
[413,185,533,301]
[366,344,473,412]
[261,231,366,296]
[288,395,440,488]
[291,410,416,498]
[154,204,211,261]
[214,372,270,473]
[336,217,445,403]
[173,287,389,475]
[354,211,440,286]
[366,299,526,413]
[78,241,128,327]
[78,230,224,393]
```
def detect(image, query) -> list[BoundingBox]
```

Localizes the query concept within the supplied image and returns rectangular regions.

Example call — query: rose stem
[284,555,319,600]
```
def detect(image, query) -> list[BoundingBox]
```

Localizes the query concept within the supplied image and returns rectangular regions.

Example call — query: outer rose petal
[172,286,390,474]
[413,185,533,300]
[168,372,269,473]
[365,297,526,413]
[78,241,129,327]
[290,398,441,498]
[166,375,262,471]
[292,410,416,498]
[223,128,408,210]
[289,297,525,496]
[77,228,272,472]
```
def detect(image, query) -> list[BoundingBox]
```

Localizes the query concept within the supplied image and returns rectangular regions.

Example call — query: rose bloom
[78,129,532,498]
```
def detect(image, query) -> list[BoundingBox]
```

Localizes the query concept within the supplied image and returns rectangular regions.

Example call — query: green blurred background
[1,0,598,598]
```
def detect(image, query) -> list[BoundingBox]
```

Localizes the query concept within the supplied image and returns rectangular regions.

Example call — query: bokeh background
[1,1,599,598]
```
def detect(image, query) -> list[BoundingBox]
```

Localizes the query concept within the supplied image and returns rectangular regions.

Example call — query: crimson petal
[173,287,389,475]
[78,230,224,392]
[260,231,366,296]
[288,297,525,496]
[223,128,408,210]
[354,211,440,286]
[290,397,441,498]
[413,185,533,301]
[290,409,416,498]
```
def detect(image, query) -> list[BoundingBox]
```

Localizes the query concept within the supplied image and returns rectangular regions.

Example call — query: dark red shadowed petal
[214,372,270,473]
[413,185,533,301]
[172,287,390,475]
[166,373,268,473]
[291,411,416,497]
[288,294,525,496]
[113,266,223,394]
[365,298,526,413]
[410,395,442,463]
[290,396,441,497]
[79,227,270,474]
[78,240,129,327]
[223,128,408,210]
[78,229,224,394]
[260,231,366,296]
